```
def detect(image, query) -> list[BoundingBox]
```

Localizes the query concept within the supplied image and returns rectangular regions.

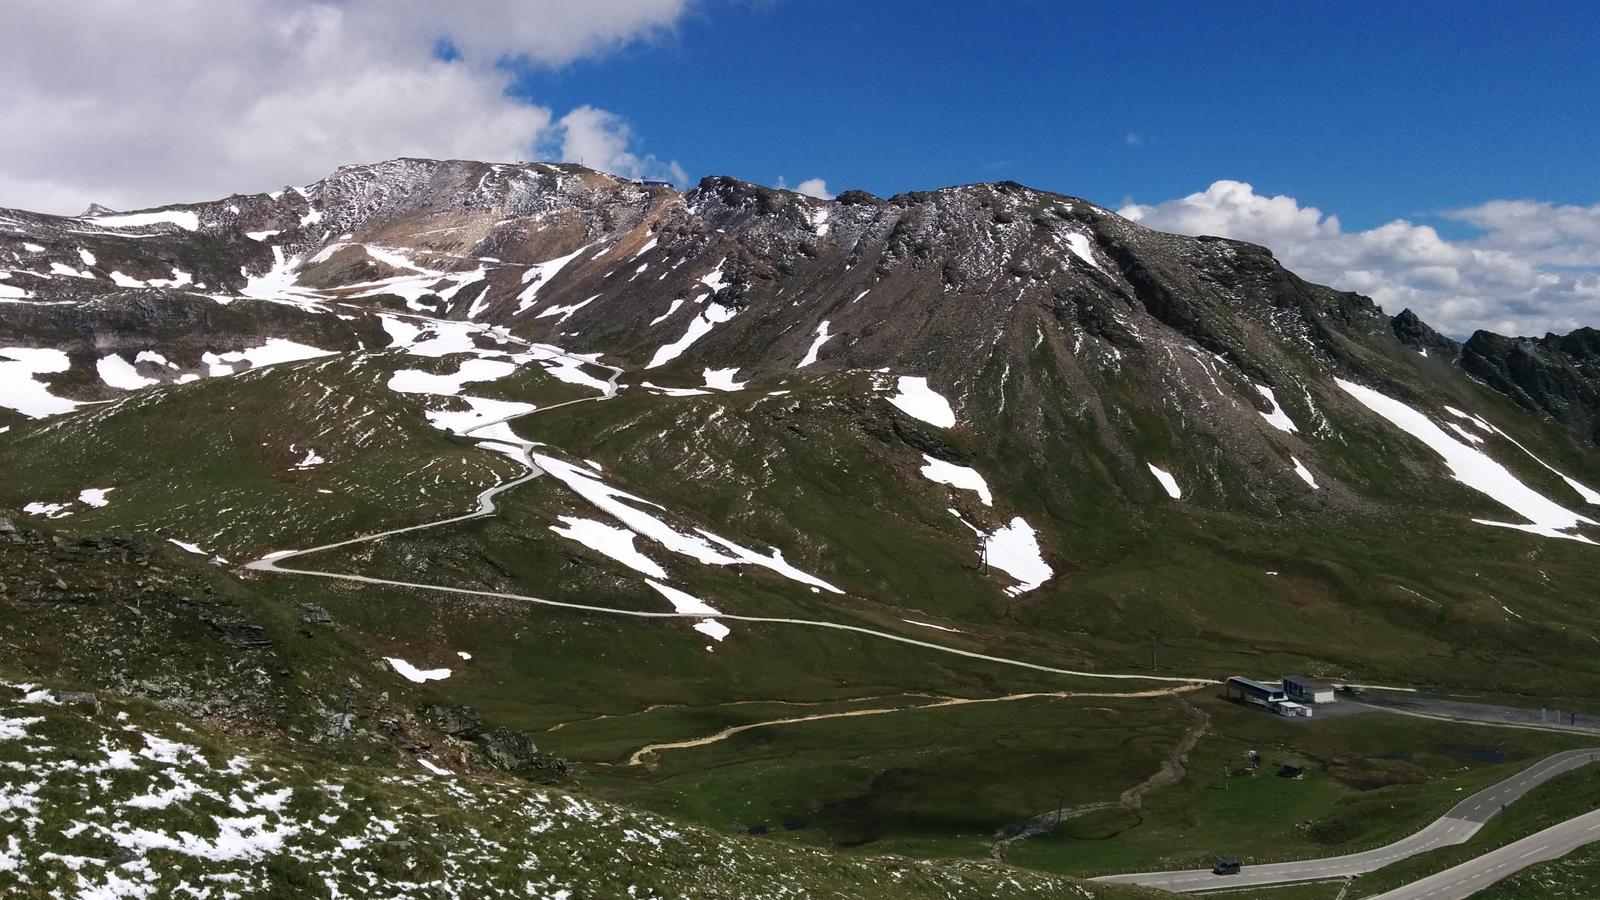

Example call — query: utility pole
[980,538,989,575]
[1055,795,1064,827]
[1149,632,1161,671]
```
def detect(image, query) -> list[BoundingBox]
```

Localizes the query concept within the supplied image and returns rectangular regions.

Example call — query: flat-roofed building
[1225,676,1286,707]
[1283,675,1337,704]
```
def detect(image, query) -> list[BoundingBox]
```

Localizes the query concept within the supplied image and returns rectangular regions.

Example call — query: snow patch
[201,339,334,376]
[533,453,843,594]
[902,619,962,634]
[647,581,729,644]
[646,580,722,617]
[886,376,956,428]
[698,259,730,294]
[1148,464,1182,499]
[641,382,711,397]
[702,368,745,392]
[516,244,593,314]
[1450,409,1600,507]
[647,298,685,327]
[387,358,517,396]
[291,448,325,470]
[550,517,666,578]
[1061,232,1104,273]
[23,502,72,518]
[87,209,200,231]
[1291,456,1319,489]
[148,268,193,289]
[430,397,537,436]
[534,293,599,325]
[984,517,1053,597]
[97,354,158,390]
[1255,384,1298,433]
[1337,379,1595,543]
[385,658,451,684]
[0,347,81,418]
[78,488,113,508]
[920,455,993,506]
[693,620,731,642]
[646,302,736,369]
[796,320,832,368]
[378,314,424,348]
[237,247,325,309]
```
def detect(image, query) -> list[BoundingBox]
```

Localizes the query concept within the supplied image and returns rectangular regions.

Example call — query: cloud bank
[0,0,691,214]
[1121,181,1600,338]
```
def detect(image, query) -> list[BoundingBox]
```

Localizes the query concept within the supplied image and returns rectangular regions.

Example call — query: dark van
[1212,859,1242,876]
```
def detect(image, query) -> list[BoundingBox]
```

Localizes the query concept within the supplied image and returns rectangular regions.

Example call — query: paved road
[245,314,1214,688]
[1094,748,1600,893]
[1366,807,1600,899]
[1355,691,1600,737]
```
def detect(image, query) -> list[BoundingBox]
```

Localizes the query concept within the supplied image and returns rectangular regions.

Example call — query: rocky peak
[1391,308,1460,359]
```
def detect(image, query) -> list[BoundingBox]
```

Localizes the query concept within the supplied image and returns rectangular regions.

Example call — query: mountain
[4,158,1600,894]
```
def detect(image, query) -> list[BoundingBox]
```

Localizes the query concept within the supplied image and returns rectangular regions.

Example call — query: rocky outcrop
[1462,328,1600,445]
[419,703,568,780]
[1391,308,1461,360]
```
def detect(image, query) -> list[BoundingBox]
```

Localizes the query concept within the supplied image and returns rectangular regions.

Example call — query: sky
[2,1,1597,337]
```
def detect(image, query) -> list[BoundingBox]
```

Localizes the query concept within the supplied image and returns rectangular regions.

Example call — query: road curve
[1366,806,1600,900]
[244,318,1215,688]
[1093,747,1600,892]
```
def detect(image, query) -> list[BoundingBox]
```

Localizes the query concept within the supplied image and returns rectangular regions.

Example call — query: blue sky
[510,1,1599,231]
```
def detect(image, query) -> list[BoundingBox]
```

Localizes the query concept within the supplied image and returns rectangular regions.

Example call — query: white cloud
[1447,199,1600,268]
[0,0,691,214]
[1121,181,1600,338]
[774,176,833,200]
[794,178,833,200]
[551,106,687,184]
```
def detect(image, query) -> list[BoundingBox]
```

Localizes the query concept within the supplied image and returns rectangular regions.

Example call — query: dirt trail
[547,694,947,732]
[625,684,1205,767]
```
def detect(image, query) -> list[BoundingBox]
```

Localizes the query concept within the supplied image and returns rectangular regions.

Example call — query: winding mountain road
[245,323,1214,688]
[1093,747,1600,893]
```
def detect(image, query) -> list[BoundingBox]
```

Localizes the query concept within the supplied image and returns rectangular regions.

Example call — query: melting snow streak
[1337,379,1595,543]
[797,321,832,368]
[1147,464,1182,499]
